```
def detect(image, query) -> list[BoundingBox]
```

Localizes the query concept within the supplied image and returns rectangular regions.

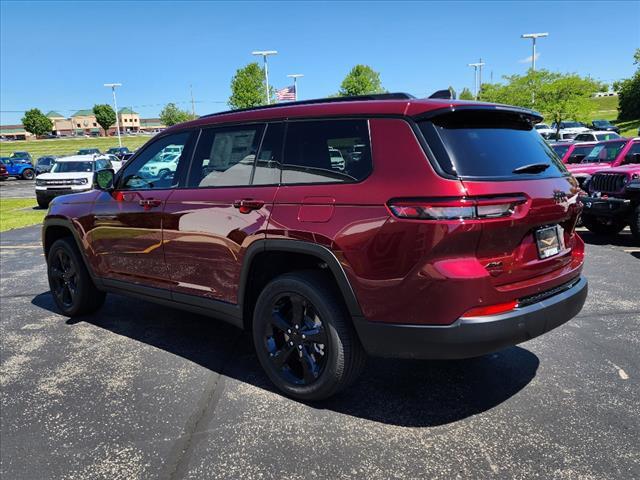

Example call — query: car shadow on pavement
[32,291,539,428]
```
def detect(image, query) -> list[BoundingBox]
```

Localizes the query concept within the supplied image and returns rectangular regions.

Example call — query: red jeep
[42,94,587,400]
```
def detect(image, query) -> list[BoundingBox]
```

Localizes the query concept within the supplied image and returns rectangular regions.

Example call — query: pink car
[566,138,640,189]
[579,162,640,241]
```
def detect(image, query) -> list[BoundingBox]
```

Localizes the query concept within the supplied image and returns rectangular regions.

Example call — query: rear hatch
[418,108,583,291]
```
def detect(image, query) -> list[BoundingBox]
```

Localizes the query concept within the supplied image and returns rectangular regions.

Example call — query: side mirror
[94,168,115,190]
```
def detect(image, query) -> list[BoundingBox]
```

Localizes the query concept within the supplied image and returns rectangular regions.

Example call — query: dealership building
[0,109,165,140]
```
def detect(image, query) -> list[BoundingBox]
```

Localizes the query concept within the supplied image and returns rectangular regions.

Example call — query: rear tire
[22,169,35,180]
[582,215,626,236]
[252,271,366,401]
[47,238,105,316]
[630,205,640,244]
[37,198,49,209]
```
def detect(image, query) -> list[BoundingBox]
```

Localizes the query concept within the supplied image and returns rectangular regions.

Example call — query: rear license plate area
[535,225,564,259]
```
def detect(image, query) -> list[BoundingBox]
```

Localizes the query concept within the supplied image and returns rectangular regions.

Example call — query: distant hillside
[589,96,618,121]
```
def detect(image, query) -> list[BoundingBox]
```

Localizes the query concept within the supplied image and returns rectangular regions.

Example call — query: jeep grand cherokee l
[42,94,587,401]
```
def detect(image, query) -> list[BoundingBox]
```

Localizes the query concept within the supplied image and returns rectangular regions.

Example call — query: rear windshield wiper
[512,163,550,174]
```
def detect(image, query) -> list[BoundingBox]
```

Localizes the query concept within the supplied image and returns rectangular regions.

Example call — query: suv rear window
[419,110,568,179]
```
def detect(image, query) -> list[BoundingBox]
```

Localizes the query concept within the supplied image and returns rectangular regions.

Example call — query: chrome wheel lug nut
[289,341,294,346]
[287,329,291,334]
[301,334,306,339]
[298,345,303,350]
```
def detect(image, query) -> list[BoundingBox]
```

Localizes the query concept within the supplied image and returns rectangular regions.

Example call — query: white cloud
[519,52,540,64]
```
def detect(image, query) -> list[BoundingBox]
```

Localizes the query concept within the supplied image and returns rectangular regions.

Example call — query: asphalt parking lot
[0,178,36,198]
[1,225,639,479]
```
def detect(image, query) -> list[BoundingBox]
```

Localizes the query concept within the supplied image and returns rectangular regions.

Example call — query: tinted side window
[623,142,640,164]
[282,120,372,184]
[252,123,284,185]
[118,132,191,190]
[188,125,263,188]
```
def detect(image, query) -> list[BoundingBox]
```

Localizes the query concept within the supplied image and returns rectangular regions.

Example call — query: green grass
[0,136,151,159]
[589,96,619,121]
[0,198,45,232]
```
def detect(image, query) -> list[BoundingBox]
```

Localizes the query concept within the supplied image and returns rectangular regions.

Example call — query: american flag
[276,85,296,101]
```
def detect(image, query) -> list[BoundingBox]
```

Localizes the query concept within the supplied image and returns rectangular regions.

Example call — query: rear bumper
[580,195,632,218]
[353,276,587,359]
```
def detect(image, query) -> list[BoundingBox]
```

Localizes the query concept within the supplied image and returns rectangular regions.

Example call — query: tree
[338,65,385,97]
[93,104,116,137]
[228,62,270,109]
[459,88,474,100]
[616,48,640,121]
[21,108,52,137]
[159,103,195,127]
[480,70,603,137]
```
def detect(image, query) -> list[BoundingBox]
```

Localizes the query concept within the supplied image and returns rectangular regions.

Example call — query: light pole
[287,74,304,101]
[104,83,122,147]
[468,61,485,100]
[521,32,548,71]
[252,50,278,104]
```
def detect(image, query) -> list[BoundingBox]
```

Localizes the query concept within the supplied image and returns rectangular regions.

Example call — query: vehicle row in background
[537,119,621,141]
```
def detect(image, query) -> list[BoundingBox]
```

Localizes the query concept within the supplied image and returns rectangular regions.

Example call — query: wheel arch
[239,239,364,330]
[42,218,102,286]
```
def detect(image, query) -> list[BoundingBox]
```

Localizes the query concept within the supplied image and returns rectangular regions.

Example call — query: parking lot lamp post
[104,83,123,147]
[521,33,549,71]
[287,74,304,101]
[468,62,485,100]
[252,50,278,104]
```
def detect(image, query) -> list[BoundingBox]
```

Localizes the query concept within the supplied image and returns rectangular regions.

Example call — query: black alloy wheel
[264,293,329,386]
[49,248,78,309]
[253,271,366,401]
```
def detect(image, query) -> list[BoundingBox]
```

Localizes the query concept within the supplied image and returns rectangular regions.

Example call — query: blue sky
[1,0,639,124]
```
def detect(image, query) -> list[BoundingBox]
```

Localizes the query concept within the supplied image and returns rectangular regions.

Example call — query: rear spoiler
[414,104,543,123]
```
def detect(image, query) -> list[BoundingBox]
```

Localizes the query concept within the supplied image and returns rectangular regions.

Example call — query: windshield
[562,122,582,128]
[51,161,93,173]
[593,120,611,127]
[551,144,571,158]
[534,124,550,130]
[419,110,568,179]
[583,141,626,163]
[38,158,53,165]
[595,133,619,140]
[10,152,28,158]
[78,149,98,154]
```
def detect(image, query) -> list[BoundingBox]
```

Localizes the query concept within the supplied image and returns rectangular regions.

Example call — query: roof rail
[200,92,416,118]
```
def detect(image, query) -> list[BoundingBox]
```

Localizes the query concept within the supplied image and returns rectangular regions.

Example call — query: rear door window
[282,119,372,184]
[419,110,568,179]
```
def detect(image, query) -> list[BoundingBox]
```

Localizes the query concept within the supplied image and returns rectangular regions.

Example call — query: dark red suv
[43,94,587,400]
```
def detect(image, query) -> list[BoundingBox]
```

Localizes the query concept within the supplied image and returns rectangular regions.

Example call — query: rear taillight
[387,195,526,220]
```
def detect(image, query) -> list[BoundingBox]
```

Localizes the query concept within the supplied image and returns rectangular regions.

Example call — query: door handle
[233,199,265,213]
[139,199,162,209]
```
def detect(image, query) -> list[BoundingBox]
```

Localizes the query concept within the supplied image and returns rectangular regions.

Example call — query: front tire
[47,238,105,316]
[252,271,366,401]
[582,215,625,236]
[21,169,34,180]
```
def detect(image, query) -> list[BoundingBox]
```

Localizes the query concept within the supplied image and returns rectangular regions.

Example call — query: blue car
[0,157,36,180]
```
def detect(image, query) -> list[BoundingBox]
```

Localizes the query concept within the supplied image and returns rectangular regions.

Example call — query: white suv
[35,154,113,208]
